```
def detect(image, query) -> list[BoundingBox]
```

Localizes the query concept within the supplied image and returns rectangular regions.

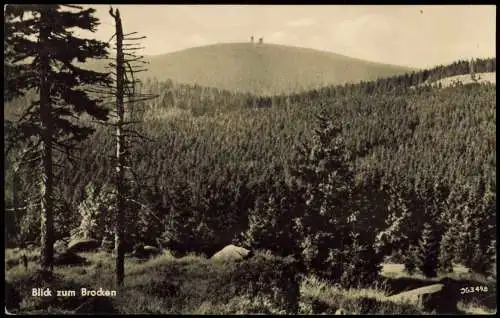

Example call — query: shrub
[340,231,383,288]
[403,244,418,275]
[240,177,302,258]
[215,253,301,314]
[197,294,287,314]
[73,183,116,242]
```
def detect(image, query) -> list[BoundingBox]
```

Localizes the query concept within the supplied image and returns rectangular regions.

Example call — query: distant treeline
[139,57,496,113]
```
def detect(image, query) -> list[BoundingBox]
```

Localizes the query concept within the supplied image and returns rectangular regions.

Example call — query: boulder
[144,245,161,253]
[5,281,21,312]
[335,308,347,315]
[211,244,253,262]
[131,245,162,259]
[388,283,457,313]
[67,239,100,253]
[54,250,87,266]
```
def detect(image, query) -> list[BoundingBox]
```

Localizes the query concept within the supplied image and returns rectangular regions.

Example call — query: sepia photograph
[4,4,496,315]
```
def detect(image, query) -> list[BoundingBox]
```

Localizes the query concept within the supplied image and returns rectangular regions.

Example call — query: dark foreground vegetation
[5,248,496,314]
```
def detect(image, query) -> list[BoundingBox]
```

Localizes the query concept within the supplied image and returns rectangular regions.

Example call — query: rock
[67,239,100,253]
[5,281,21,312]
[388,283,457,313]
[335,308,347,315]
[211,244,253,262]
[388,283,443,303]
[131,245,162,259]
[54,251,87,266]
[143,245,160,253]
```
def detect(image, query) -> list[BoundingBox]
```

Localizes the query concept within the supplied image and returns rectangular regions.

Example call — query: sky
[79,5,496,69]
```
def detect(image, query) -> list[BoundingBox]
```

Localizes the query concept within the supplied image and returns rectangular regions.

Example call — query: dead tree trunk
[108,6,158,287]
[39,14,54,275]
[111,8,126,286]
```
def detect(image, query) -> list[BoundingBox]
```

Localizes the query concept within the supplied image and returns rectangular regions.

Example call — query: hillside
[86,43,414,95]
[5,61,496,315]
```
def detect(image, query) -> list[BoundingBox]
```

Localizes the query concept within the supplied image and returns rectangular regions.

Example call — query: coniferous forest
[4,5,496,315]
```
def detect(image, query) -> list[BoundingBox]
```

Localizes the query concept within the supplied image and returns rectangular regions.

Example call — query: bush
[240,177,302,258]
[403,244,418,275]
[340,232,383,288]
[121,252,301,314]
[197,294,287,314]
[215,253,301,314]
[73,183,116,242]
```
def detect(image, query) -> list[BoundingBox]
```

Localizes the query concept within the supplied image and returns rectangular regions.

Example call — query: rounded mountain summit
[90,42,414,95]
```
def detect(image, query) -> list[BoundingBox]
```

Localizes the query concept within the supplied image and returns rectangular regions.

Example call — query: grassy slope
[428,72,496,88]
[87,43,414,95]
[5,249,496,315]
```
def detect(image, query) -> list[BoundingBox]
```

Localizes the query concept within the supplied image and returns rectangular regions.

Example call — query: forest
[4,5,496,315]
[6,56,496,274]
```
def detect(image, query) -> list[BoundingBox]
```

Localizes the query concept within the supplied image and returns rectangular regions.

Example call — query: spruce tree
[486,239,496,278]
[374,183,412,260]
[290,108,354,279]
[453,181,496,274]
[469,227,493,275]
[5,5,110,274]
[290,107,381,285]
[241,176,302,258]
[438,227,455,274]
[417,222,439,277]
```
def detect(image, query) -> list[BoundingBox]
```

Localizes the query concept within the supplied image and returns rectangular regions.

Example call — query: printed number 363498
[460,286,488,294]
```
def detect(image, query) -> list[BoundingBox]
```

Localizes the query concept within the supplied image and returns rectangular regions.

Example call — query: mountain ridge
[87,42,416,95]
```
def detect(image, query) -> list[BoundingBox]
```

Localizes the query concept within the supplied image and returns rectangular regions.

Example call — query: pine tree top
[5,5,112,148]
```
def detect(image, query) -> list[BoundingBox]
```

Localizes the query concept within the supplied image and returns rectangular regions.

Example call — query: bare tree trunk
[112,8,126,286]
[39,16,54,275]
[109,6,156,286]
[12,164,20,245]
